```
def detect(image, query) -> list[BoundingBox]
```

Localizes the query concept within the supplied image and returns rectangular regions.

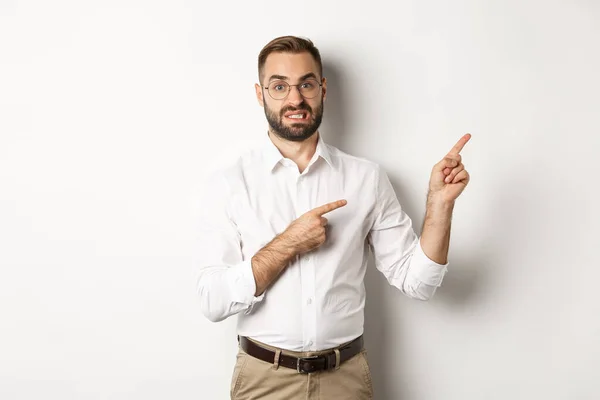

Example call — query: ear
[321,77,327,102]
[255,83,264,107]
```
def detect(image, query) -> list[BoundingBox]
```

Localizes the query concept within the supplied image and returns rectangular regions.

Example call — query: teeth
[287,114,304,119]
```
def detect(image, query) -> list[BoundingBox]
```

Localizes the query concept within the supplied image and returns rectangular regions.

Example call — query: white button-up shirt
[195,132,448,351]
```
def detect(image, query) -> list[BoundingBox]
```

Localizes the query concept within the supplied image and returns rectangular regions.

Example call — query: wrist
[272,232,298,260]
[427,191,455,209]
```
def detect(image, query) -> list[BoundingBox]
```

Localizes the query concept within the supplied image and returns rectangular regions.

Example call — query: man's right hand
[251,199,347,296]
[280,199,348,255]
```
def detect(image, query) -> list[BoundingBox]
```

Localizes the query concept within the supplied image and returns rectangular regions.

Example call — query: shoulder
[203,145,264,190]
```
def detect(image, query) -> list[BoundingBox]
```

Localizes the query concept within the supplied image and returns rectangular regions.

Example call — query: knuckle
[446,156,458,165]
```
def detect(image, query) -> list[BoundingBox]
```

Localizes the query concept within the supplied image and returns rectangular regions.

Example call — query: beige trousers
[230,338,374,400]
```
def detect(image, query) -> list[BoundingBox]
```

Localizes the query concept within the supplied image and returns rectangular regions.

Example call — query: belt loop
[272,349,281,370]
[334,349,341,370]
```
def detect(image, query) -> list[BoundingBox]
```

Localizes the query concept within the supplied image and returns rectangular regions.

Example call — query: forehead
[263,52,320,81]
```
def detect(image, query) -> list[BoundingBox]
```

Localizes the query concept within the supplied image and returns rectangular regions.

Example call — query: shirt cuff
[410,238,449,287]
[227,259,265,305]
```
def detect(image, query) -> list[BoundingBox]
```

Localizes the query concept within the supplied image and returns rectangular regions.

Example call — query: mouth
[283,111,310,122]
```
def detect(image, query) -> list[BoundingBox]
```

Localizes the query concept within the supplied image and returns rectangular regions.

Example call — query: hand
[428,133,472,203]
[280,199,348,255]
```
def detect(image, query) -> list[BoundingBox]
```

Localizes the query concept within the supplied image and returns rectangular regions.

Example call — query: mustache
[280,104,312,116]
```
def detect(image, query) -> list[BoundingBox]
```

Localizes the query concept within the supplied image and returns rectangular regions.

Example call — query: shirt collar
[262,131,333,173]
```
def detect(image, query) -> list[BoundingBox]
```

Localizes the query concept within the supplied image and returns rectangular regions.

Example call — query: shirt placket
[296,171,317,351]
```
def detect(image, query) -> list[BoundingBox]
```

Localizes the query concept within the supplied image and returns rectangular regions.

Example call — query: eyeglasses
[261,78,323,100]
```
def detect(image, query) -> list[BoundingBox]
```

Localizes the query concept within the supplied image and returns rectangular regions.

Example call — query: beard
[264,99,324,142]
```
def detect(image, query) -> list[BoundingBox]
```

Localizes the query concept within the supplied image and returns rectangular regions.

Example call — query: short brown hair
[258,36,323,82]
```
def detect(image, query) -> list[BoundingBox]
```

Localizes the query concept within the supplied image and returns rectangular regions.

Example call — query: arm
[194,171,272,322]
[195,169,342,320]
[420,193,455,265]
[251,234,296,296]
[196,231,293,322]
[367,165,448,301]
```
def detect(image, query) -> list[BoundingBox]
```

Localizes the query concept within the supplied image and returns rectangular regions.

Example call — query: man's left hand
[428,133,472,203]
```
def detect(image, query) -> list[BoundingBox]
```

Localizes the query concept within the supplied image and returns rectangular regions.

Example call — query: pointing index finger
[449,133,472,155]
[311,199,347,216]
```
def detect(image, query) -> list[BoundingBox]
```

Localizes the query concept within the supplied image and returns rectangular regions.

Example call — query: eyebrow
[267,72,318,82]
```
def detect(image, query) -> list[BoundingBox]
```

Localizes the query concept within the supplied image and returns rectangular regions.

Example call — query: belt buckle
[296,355,320,374]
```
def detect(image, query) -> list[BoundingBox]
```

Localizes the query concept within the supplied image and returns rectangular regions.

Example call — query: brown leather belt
[238,335,364,374]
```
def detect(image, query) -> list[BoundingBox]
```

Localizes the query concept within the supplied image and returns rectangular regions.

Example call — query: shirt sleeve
[194,170,264,322]
[367,165,448,300]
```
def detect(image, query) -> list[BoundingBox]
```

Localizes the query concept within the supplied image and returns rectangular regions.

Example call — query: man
[196,35,471,399]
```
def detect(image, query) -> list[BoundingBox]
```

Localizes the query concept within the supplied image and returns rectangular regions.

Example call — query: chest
[230,167,377,257]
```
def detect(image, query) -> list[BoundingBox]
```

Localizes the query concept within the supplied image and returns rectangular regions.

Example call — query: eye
[269,81,288,92]
[301,81,315,89]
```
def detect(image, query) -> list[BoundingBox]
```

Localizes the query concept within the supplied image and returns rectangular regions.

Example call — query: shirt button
[308,341,313,346]
[307,298,312,305]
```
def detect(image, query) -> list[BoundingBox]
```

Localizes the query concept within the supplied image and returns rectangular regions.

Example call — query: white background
[1,1,599,399]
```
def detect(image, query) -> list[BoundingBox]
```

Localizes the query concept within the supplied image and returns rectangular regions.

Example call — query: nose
[286,85,304,106]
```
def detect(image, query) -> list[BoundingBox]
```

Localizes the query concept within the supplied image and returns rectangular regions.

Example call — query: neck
[268,130,319,173]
